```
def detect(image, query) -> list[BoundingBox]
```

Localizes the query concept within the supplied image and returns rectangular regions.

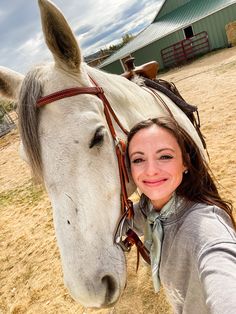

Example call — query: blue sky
[0,0,164,74]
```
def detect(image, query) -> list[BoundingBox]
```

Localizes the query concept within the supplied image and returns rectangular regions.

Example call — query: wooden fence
[0,105,16,137]
[161,31,210,68]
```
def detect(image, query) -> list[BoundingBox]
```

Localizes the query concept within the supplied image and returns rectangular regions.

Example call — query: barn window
[183,26,194,39]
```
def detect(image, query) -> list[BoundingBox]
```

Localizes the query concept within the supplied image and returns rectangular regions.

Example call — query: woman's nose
[145,160,159,176]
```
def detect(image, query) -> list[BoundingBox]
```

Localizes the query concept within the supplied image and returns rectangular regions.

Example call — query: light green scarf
[143,194,177,293]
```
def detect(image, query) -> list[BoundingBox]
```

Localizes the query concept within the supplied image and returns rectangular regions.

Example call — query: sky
[0,0,164,74]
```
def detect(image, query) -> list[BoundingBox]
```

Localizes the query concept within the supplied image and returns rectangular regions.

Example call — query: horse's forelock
[18,67,44,182]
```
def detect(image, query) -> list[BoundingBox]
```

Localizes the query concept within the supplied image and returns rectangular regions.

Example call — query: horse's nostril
[101,275,117,305]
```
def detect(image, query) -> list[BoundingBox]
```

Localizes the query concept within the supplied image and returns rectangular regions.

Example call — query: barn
[99,0,236,73]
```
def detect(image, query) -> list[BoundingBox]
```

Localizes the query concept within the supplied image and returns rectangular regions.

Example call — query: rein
[36,76,150,266]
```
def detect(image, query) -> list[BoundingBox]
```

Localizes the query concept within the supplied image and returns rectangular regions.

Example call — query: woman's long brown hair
[126,117,235,228]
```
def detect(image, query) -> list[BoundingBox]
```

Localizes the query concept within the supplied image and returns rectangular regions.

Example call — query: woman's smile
[143,178,168,186]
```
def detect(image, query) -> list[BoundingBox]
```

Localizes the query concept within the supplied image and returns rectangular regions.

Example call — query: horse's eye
[89,126,105,149]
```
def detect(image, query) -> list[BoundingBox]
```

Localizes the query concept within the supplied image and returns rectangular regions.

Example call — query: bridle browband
[36,76,150,266]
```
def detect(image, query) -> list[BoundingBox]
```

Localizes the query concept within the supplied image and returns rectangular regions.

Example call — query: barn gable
[99,0,236,73]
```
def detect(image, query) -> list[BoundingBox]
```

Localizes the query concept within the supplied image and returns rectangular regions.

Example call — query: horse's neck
[85,65,206,158]
[86,65,159,129]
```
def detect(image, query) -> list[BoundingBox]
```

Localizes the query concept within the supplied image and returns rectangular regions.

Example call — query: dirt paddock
[1,47,236,314]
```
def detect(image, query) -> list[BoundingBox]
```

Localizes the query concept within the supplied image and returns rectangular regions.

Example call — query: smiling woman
[128,122,187,209]
[125,116,236,313]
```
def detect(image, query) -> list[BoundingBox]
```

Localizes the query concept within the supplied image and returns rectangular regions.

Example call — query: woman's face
[128,125,187,209]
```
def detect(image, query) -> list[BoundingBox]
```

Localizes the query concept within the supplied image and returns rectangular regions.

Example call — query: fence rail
[161,31,210,68]
[0,105,16,137]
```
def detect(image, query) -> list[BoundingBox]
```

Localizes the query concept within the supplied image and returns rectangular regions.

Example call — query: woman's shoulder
[179,202,236,250]
[185,202,234,230]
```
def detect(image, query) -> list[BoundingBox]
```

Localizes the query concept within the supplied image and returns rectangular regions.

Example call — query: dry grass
[1,47,236,314]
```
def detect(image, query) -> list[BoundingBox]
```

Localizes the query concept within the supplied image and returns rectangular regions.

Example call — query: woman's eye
[132,158,144,164]
[160,155,173,160]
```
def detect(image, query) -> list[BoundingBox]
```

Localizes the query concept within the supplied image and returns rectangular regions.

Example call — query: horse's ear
[0,66,24,100]
[38,0,82,71]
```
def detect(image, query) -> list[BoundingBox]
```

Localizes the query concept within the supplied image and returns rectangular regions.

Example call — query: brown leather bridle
[36,76,150,266]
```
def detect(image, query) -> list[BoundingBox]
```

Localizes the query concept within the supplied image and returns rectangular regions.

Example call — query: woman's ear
[183,153,190,173]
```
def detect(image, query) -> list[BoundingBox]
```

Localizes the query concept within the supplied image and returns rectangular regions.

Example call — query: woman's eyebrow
[156,148,175,153]
[130,151,144,158]
[130,147,175,158]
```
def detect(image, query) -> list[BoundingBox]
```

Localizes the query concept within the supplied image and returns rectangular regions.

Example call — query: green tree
[122,33,134,45]
[102,33,134,54]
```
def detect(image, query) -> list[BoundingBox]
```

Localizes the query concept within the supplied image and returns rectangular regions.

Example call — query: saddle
[121,57,159,80]
[121,57,206,149]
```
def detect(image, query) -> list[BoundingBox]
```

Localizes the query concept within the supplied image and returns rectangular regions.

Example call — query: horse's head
[0,0,136,308]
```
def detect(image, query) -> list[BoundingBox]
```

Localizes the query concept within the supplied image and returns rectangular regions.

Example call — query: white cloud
[17,33,44,56]
[0,0,164,73]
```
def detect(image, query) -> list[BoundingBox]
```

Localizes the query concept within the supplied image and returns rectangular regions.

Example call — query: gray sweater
[131,198,236,314]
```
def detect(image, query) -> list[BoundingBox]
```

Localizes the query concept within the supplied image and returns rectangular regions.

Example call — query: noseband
[36,76,150,266]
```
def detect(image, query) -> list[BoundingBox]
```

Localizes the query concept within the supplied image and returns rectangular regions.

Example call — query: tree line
[100,33,134,55]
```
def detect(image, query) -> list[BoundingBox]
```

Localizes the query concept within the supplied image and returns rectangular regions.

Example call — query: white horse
[0,0,205,309]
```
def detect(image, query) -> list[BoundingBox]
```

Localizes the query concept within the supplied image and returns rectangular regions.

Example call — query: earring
[184,169,188,174]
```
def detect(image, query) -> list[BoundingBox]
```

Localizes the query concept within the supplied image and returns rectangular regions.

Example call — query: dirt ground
[1,47,236,314]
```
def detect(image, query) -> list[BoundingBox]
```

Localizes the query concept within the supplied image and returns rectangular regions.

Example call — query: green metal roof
[99,0,236,68]
[154,0,191,21]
